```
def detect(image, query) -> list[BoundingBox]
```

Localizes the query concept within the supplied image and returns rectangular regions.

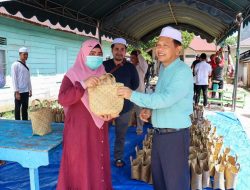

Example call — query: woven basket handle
[235,154,238,162]
[235,163,240,171]
[99,73,116,84]
[30,99,43,110]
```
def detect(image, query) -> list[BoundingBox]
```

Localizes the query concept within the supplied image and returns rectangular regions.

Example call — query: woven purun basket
[88,73,124,117]
[30,99,53,136]
[225,163,240,189]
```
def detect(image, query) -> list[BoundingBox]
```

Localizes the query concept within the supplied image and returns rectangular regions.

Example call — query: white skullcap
[159,26,182,43]
[112,38,127,47]
[19,47,28,53]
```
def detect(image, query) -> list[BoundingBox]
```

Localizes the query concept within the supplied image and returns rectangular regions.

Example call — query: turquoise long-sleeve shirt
[130,58,193,129]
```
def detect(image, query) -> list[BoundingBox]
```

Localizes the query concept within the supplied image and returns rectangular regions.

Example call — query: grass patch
[0,110,15,119]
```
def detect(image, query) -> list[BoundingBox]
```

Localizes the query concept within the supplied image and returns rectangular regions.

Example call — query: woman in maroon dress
[56,39,114,190]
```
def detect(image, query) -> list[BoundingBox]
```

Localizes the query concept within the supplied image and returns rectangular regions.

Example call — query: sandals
[115,159,125,168]
[0,160,5,166]
[136,129,143,135]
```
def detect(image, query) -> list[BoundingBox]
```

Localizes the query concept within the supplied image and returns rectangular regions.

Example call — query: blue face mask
[85,56,103,70]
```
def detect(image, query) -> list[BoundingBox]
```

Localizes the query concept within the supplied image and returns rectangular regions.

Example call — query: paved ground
[1,79,249,139]
[205,83,250,139]
[233,89,250,138]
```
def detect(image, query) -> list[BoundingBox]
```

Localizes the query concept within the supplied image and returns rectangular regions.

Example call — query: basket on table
[29,99,54,136]
[51,100,64,123]
[88,73,124,117]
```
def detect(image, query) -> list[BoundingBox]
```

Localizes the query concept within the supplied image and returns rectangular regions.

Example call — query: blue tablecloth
[205,111,250,190]
[0,123,153,190]
[0,112,250,190]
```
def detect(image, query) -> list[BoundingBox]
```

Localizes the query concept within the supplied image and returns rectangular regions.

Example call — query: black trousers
[14,92,29,120]
[151,128,190,190]
[114,110,132,160]
[195,85,208,106]
[193,84,198,101]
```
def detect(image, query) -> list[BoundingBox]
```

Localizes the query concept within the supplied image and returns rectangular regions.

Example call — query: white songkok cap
[19,47,29,53]
[159,26,182,43]
[112,38,128,47]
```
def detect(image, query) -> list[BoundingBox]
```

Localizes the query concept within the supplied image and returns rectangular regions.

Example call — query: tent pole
[232,13,243,111]
[97,20,102,44]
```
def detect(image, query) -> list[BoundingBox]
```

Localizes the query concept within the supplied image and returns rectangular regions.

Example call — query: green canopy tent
[1,0,250,110]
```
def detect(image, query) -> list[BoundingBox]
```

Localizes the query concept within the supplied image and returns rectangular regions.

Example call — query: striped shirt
[11,61,32,93]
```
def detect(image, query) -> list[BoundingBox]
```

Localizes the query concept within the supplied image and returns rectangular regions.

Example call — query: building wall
[183,47,196,67]
[183,48,216,66]
[195,51,217,60]
[248,63,250,88]
[243,62,248,85]
[0,15,112,112]
[239,60,250,86]
[0,15,112,76]
[231,47,250,83]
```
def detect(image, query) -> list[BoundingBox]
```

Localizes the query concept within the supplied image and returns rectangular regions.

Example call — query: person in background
[212,56,224,99]
[209,48,224,76]
[103,38,139,168]
[191,55,200,101]
[227,45,234,77]
[117,26,193,190]
[194,53,212,107]
[11,47,32,120]
[57,39,115,190]
[130,50,148,135]
[209,54,217,71]
[145,61,153,87]
[191,55,200,74]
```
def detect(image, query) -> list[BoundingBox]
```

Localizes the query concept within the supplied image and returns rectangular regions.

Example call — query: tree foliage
[181,31,195,49]
[224,35,237,46]
[127,31,194,62]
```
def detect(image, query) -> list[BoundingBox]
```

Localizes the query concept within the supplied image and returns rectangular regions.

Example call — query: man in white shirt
[194,53,212,106]
[130,50,148,135]
[11,47,32,120]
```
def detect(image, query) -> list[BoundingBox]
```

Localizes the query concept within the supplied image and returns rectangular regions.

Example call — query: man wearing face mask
[103,38,139,168]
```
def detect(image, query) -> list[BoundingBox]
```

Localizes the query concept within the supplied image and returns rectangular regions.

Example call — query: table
[0,119,64,190]
[207,89,224,108]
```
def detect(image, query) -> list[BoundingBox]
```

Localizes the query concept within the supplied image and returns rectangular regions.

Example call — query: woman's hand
[117,87,132,99]
[100,113,119,121]
[84,76,100,88]
[139,109,151,122]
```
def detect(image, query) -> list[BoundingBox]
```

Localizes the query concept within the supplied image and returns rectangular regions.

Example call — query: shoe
[136,129,143,135]
[0,160,5,166]
[114,159,125,168]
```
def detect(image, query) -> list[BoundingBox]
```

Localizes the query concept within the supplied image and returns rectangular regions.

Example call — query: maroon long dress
[56,76,112,190]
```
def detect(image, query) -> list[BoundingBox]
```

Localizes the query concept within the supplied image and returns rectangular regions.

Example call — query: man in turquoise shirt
[118,26,193,190]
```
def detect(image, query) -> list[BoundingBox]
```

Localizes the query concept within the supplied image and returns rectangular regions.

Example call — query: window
[0,49,6,88]
[0,37,7,45]
[185,54,196,58]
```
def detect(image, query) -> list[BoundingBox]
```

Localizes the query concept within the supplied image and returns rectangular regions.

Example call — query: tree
[224,35,237,46]
[127,30,194,62]
[181,31,195,49]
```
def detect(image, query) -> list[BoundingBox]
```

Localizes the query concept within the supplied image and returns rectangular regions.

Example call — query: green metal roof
[1,0,250,43]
